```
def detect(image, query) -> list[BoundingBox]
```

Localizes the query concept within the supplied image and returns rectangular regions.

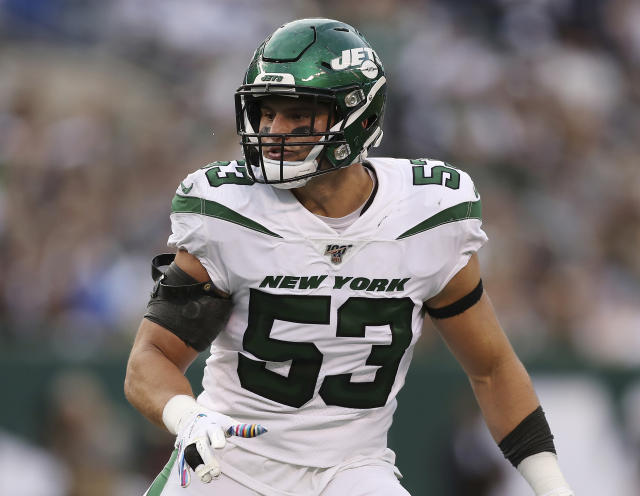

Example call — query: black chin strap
[360,162,378,216]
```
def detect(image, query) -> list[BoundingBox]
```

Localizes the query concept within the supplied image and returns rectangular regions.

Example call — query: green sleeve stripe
[171,195,282,238]
[396,200,482,240]
[145,449,178,496]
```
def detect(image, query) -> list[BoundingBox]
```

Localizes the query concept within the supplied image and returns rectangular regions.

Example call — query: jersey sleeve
[432,168,488,296]
[399,160,488,300]
[167,170,230,292]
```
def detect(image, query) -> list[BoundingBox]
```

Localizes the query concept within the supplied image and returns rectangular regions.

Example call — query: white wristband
[162,394,199,435]
[517,452,573,496]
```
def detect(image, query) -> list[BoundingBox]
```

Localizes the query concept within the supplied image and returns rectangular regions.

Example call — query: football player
[125,18,575,496]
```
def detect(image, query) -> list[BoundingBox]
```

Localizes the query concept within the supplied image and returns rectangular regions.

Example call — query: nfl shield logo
[324,244,352,264]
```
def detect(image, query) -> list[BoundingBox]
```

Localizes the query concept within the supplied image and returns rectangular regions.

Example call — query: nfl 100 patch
[324,244,353,264]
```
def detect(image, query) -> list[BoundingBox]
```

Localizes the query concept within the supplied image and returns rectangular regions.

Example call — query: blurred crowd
[1,0,640,494]
[1,0,638,363]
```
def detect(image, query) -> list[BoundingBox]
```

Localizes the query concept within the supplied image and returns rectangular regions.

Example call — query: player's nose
[268,112,293,136]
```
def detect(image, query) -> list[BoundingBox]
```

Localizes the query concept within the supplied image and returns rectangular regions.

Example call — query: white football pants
[144,446,411,496]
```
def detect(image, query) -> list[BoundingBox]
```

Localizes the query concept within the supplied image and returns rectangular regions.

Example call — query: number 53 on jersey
[237,289,414,409]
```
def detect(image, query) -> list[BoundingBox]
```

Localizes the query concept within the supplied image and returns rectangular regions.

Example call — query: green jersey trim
[396,200,482,240]
[172,195,283,238]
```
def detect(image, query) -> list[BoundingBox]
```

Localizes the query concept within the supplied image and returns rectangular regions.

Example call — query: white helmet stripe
[361,125,382,151]
[326,76,387,134]
[344,76,386,128]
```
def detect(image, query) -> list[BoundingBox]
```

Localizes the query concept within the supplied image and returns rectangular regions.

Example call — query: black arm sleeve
[144,254,233,352]
[498,406,557,467]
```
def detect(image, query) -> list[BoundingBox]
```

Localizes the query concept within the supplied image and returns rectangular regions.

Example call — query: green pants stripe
[145,449,178,496]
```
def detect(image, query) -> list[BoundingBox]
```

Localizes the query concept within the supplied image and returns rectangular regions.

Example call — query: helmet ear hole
[363,115,378,129]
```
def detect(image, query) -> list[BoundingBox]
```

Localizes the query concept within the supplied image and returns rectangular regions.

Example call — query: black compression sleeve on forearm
[498,406,557,467]
[425,279,483,319]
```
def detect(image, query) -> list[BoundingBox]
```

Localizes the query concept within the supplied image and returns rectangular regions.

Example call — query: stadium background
[1,0,639,494]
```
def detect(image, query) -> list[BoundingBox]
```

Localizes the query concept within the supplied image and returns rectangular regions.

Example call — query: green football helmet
[235,18,387,188]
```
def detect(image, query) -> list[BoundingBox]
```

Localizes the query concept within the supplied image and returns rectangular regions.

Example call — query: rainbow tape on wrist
[226,424,268,438]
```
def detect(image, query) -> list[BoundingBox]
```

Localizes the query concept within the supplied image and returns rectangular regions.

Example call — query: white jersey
[167,157,487,468]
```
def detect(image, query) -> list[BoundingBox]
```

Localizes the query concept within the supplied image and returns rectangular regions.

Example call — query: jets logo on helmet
[359,60,379,79]
[235,18,387,188]
[256,73,295,85]
[330,47,382,72]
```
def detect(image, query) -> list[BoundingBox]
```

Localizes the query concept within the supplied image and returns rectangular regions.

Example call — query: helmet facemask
[236,81,385,189]
[236,85,350,189]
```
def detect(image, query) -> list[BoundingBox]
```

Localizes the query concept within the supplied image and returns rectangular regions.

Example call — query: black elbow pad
[144,254,232,352]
